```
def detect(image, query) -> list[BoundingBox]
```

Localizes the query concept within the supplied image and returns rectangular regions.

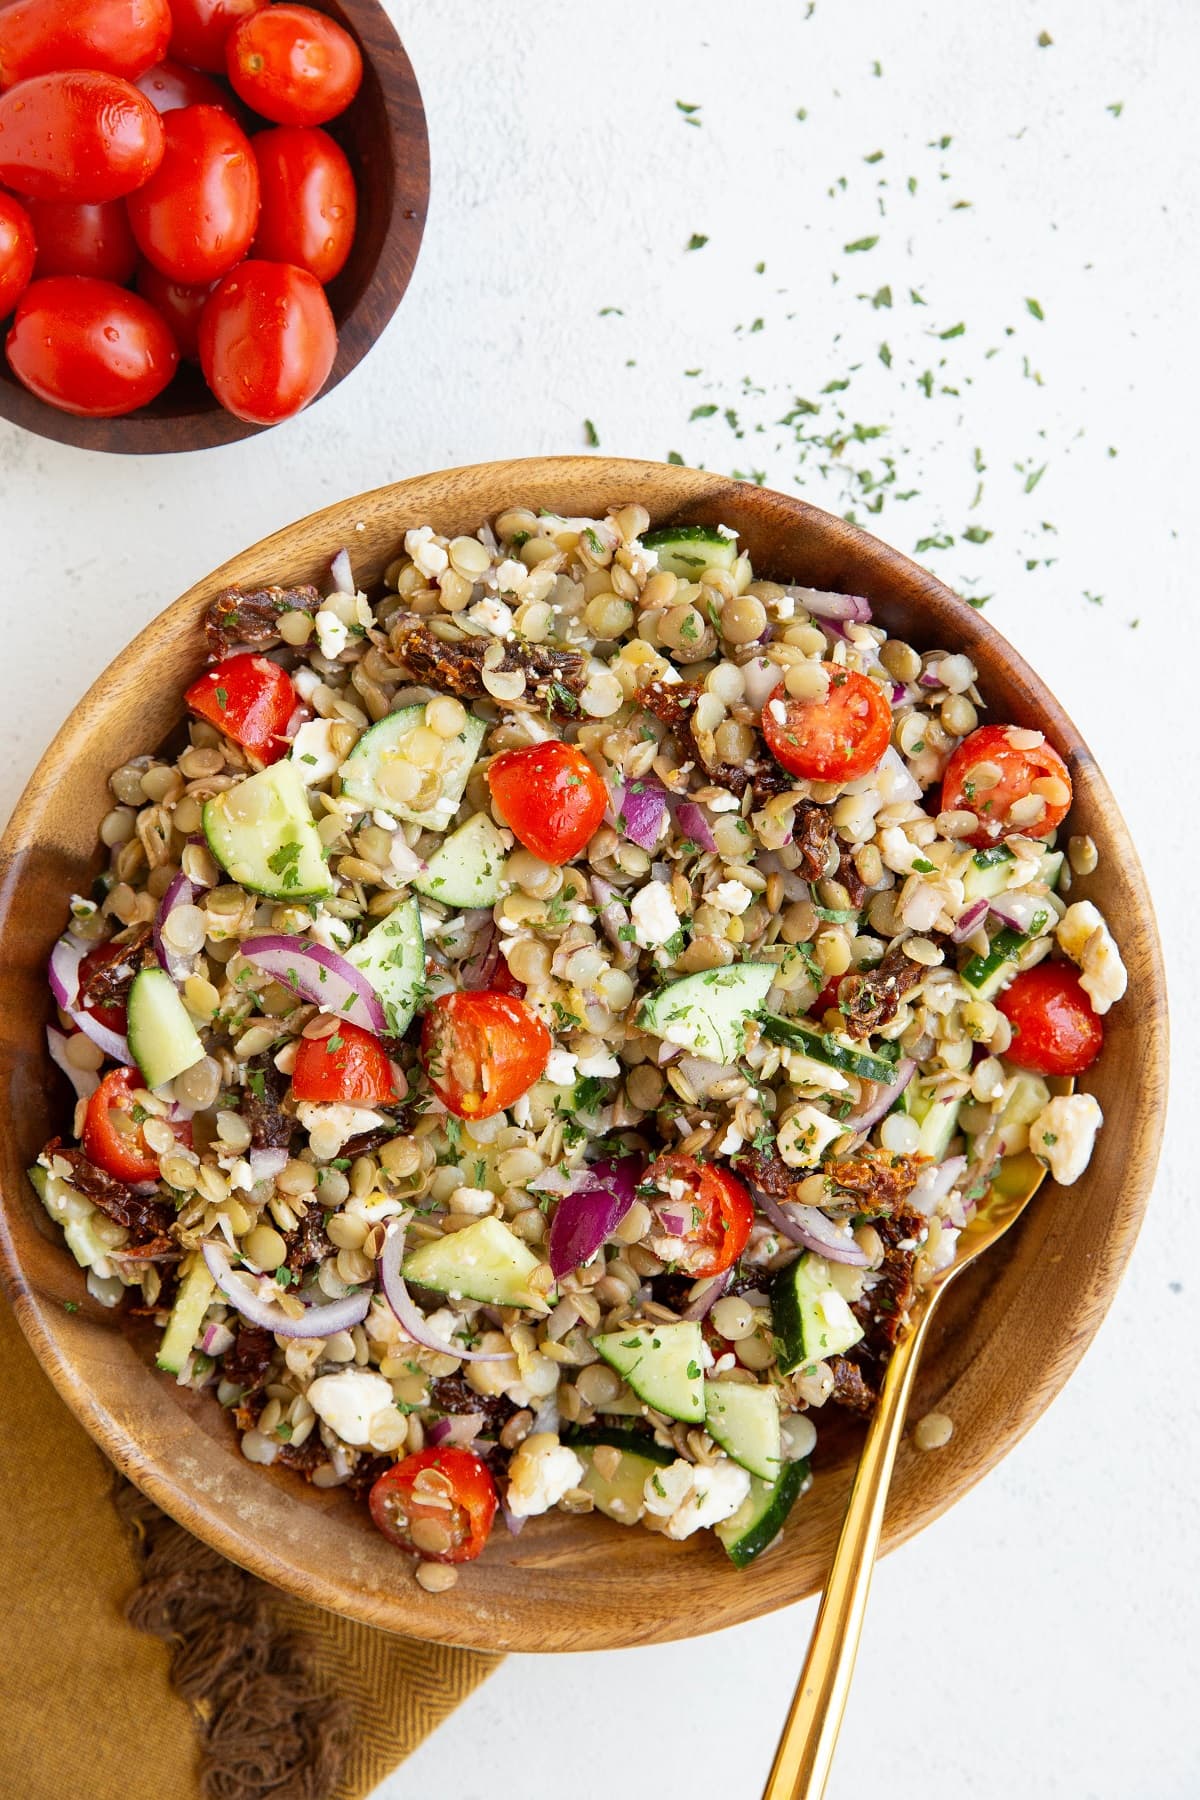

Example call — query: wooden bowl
[0,458,1167,1650]
[0,0,429,455]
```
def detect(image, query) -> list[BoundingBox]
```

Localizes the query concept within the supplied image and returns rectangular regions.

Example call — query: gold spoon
[762,1143,1052,1800]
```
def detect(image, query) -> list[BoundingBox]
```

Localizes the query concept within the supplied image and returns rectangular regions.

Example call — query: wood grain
[0,0,429,456]
[0,458,1168,1652]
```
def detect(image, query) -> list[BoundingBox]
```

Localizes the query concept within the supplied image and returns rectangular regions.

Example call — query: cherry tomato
[227,5,362,127]
[369,1448,497,1563]
[135,56,229,114]
[198,257,335,423]
[643,1153,754,1277]
[0,190,35,315]
[135,258,213,358]
[0,0,171,89]
[761,666,892,783]
[996,961,1103,1077]
[185,653,295,763]
[126,103,258,283]
[486,741,608,866]
[82,1066,191,1184]
[251,125,356,284]
[27,198,138,283]
[0,71,164,203]
[77,940,139,1036]
[940,723,1073,849]
[420,991,551,1121]
[168,0,268,74]
[290,1020,398,1106]
[6,275,178,416]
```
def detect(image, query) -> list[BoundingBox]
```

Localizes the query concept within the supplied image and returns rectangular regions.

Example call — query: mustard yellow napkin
[0,1296,500,1800]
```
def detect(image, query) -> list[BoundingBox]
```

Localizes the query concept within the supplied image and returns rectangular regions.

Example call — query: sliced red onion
[283,703,309,742]
[752,1185,869,1265]
[73,1009,135,1066]
[501,1496,528,1537]
[329,547,354,595]
[427,1413,487,1448]
[153,871,196,985]
[617,779,670,850]
[379,1220,510,1361]
[952,897,991,944]
[658,1209,687,1235]
[49,934,134,1066]
[674,801,717,852]
[249,1147,289,1183]
[201,1320,236,1356]
[909,1154,967,1216]
[786,585,872,624]
[683,1267,732,1321]
[461,918,503,991]
[240,934,386,1034]
[845,1058,916,1132]
[919,663,946,689]
[989,891,1054,934]
[547,1155,642,1279]
[46,1025,100,1100]
[202,1240,372,1337]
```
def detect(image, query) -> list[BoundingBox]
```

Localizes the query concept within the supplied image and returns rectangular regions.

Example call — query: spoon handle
[762,1296,939,1800]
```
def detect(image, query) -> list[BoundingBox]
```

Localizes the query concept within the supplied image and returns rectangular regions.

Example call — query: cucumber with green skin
[401,1214,546,1311]
[771,1252,864,1374]
[346,897,425,1035]
[704,1379,782,1481]
[573,1445,668,1524]
[642,525,739,577]
[715,1458,812,1568]
[412,812,509,909]
[592,1320,707,1424]
[203,759,333,901]
[760,1013,900,1085]
[127,968,206,1090]
[157,1255,216,1374]
[906,1079,963,1160]
[961,847,1062,906]
[339,703,486,831]
[636,962,775,1063]
[564,1424,674,1466]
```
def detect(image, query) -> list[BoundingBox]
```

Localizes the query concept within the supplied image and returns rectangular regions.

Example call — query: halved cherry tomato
[77,939,139,1036]
[135,57,230,114]
[185,653,295,764]
[226,4,362,127]
[421,991,551,1121]
[761,666,892,783]
[291,1020,398,1106]
[0,191,35,316]
[996,961,1103,1077]
[82,1066,191,1184]
[127,103,259,284]
[27,198,138,283]
[136,259,214,358]
[6,275,178,416]
[369,1448,497,1563]
[643,1152,754,1277]
[198,257,336,423]
[487,741,607,866]
[251,125,356,283]
[0,0,171,89]
[168,0,268,74]
[940,723,1072,849]
[0,72,164,203]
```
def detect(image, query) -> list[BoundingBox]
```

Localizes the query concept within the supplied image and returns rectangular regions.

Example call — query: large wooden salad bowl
[0,458,1167,1651]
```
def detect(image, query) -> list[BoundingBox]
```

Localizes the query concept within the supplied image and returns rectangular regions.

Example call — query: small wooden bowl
[0,0,429,455]
[0,459,1168,1651]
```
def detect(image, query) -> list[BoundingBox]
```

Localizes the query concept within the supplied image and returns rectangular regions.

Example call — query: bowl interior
[0,458,1167,1650]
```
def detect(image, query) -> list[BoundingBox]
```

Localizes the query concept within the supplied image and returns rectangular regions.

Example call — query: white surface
[0,1,1194,1795]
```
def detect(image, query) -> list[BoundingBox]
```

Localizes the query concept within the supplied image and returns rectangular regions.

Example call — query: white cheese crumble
[292,665,322,703]
[505,1433,584,1518]
[577,1047,621,1078]
[777,1103,846,1168]
[1028,1093,1103,1185]
[468,597,515,637]
[544,1048,579,1086]
[718,1123,744,1155]
[313,608,349,660]
[289,718,341,784]
[712,879,754,915]
[1055,901,1127,1015]
[707,790,741,812]
[642,1457,751,1539]
[308,908,353,951]
[306,1370,393,1447]
[768,698,788,724]
[295,1101,388,1158]
[630,880,681,948]
[404,525,449,579]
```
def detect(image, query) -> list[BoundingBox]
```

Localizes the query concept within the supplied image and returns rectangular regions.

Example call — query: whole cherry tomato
[290,1020,398,1106]
[0,0,171,89]
[135,258,213,358]
[185,653,295,763]
[940,723,1073,849]
[135,56,229,113]
[226,4,362,127]
[486,740,608,865]
[369,1448,497,1563]
[6,275,178,415]
[198,258,335,424]
[251,125,356,284]
[642,1153,754,1277]
[996,961,1103,1077]
[0,71,164,202]
[761,666,892,783]
[77,938,141,1037]
[126,103,258,283]
[27,198,138,283]
[0,190,35,315]
[168,0,268,74]
[421,990,551,1121]
[82,1066,191,1184]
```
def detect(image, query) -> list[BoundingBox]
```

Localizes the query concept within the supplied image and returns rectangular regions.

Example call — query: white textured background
[1,2,1195,1795]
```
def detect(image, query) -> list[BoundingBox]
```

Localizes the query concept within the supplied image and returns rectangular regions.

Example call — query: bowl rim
[0,456,1169,1650]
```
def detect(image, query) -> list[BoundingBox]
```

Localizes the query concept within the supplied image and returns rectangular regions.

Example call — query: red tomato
[6,275,178,416]
[135,56,229,113]
[369,1448,497,1563]
[82,1066,191,1184]
[126,103,258,283]
[77,939,139,1036]
[996,961,1103,1077]
[198,258,335,423]
[290,1021,398,1106]
[168,0,268,74]
[185,653,295,763]
[421,991,551,1121]
[941,723,1073,849]
[251,125,356,284]
[135,258,213,358]
[26,198,138,283]
[761,666,892,783]
[643,1153,754,1277]
[0,71,164,202]
[0,0,171,89]
[0,190,34,315]
[227,5,362,127]
[487,741,608,866]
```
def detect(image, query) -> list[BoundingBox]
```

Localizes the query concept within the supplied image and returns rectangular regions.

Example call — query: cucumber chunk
[346,897,425,1035]
[643,524,739,577]
[574,1446,667,1524]
[592,1320,706,1424]
[636,962,775,1063]
[704,1380,782,1481]
[340,704,486,831]
[771,1252,864,1374]
[563,1424,674,1465]
[760,1013,900,1084]
[715,1458,812,1568]
[401,1214,546,1311]
[127,968,206,1089]
[961,846,1063,905]
[413,811,509,909]
[203,759,333,901]
[907,1079,963,1160]
[157,1254,216,1374]
[30,1164,128,1268]
[960,925,1030,999]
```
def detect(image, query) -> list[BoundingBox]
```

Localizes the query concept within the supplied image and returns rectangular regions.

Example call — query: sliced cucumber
[636,962,774,1063]
[643,524,739,577]
[760,1013,900,1085]
[157,1254,216,1374]
[961,846,1063,905]
[347,897,425,1035]
[401,1214,546,1311]
[30,1164,127,1268]
[127,968,206,1089]
[704,1380,782,1481]
[574,1447,666,1523]
[413,811,509,909]
[592,1320,706,1424]
[1002,1070,1051,1127]
[340,703,486,831]
[563,1424,674,1465]
[203,759,333,901]
[907,1080,963,1161]
[960,925,1029,999]
[772,1252,864,1375]
[715,1458,811,1569]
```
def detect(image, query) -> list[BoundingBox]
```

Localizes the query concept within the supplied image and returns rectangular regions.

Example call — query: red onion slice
[952,897,991,944]
[674,801,717,852]
[617,780,670,851]
[683,1268,732,1320]
[202,1240,373,1337]
[201,1320,236,1356]
[988,891,1053,935]
[428,1412,486,1448]
[547,1156,641,1279]
[240,934,386,1034]
[49,933,134,1066]
[248,1147,289,1183]
[909,1154,968,1216]
[461,918,504,991]
[153,871,195,985]
[379,1220,510,1361]
[46,1025,100,1101]
[845,1058,916,1133]
[752,1185,869,1266]
[785,585,872,624]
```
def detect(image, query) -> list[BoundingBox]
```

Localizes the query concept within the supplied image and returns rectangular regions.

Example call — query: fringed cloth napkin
[0,1296,501,1800]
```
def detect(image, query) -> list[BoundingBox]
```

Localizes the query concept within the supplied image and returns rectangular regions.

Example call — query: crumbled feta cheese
[784,1051,850,1092]
[490,557,527,597]
[292,666,322,703]
[716,523,738,540]
[313,608,349,660]
[295,1101,387,1158]
[707,790,741,812]
[1056,901,1127,1015]
[625,542,659,581]
[774,593,796,621]
[468,597,515,637]
[289,718,341,784]
[545,1048,578,1086]
[768,698,788,725]
[505,1433,584,1518]
[308,908,353,951]
[447,1186,494,1217]
[712,879,754,915]
[511,1093,533,1129]
[577,1048,621,1078]
[1028,1093,1103,1186]
[630,880,681,948]
[878,825,926,876]
[718,1123,744,1155]
[306,1370,393,1447]
[404,525,449,579]
[642,1457,750,1539]
[777,1103,846,1167]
